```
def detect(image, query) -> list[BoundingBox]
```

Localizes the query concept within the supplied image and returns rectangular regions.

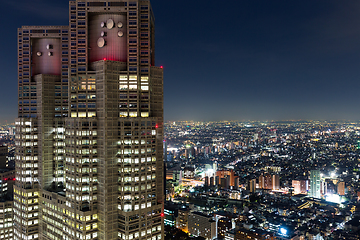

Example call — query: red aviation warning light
[160,213,164,217]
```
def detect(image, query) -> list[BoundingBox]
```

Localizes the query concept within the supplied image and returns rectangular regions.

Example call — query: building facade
[0,146,7,169]
[0,169,15,240]
[292,180,309,194]
[310,170,321,199]
[15,0,164,239]
[188,212,217,240]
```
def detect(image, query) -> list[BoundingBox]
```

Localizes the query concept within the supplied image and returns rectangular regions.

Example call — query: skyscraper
[310,170,321,199]
[15,1,164,239]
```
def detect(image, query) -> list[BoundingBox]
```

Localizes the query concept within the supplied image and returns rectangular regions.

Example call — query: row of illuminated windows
[0,209,12,214]
[120,166,156,174]
[76,84,96,91]
[66,176,98,184]
[17,135,37,140]
[65,193,97,203]
[71,94,96,100]
[14,189,39,198]
[20,170,38,175]
[65,130,97,136]
[54,134,65,140]
[120,85,149,91]
[65,184,97,192]
[18,163,38,169]
[15,121,33,126]
[71,112,96,118]
[14,196,38,205]
[120,157,156,164]
[121,201,152,212]
[119,175,155,183]
[65,158,98,164]
[118,148,155,155]
[21,128,37,132]
[74,140,97,145]
[66,167,97,174]
[67,149,97,155]
[21,142,37,147]
[54,142,65,147]
[19,177,38,184]
[120,112,149,118]
[119,75,151,82]
[119,139,152,145]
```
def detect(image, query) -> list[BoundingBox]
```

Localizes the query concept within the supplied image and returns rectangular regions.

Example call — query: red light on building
[3,178,7,181]
[155,124,158,129]
[103,58,107,61]
[160,66,163,69]
[160,213,164,217]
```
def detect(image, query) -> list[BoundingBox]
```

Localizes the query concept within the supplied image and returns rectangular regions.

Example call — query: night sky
[1,0,360,124]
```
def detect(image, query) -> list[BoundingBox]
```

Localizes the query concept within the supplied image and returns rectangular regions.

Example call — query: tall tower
[310,170,321,199]
[14,1,164,240]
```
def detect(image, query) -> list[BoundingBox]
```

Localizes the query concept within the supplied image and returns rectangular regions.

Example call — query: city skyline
[2,0,360,123]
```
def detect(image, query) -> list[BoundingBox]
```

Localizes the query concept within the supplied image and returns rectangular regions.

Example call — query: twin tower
[15,1,164,239]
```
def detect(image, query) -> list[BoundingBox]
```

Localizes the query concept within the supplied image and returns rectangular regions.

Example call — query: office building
[310,170,321,199]
[15,0,164,239]
[188,212,217,240]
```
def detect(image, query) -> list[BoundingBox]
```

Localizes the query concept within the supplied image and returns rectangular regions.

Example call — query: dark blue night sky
[1,0,360,123]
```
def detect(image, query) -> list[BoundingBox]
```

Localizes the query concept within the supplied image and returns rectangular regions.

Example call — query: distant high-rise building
[249,179,256,193]
[173,169,182,186]
[310,170,321,198]
[215,176,220,187]
[292,180,309,194]
[338,181,345,196]
[205,176,209,187]
[234,176,240,190]
[272,175,280,190]
[259,174,272,190]
[15,1,164,239]
[210,177,214,187]
[321,180,327,195]
[216,170,235,187]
